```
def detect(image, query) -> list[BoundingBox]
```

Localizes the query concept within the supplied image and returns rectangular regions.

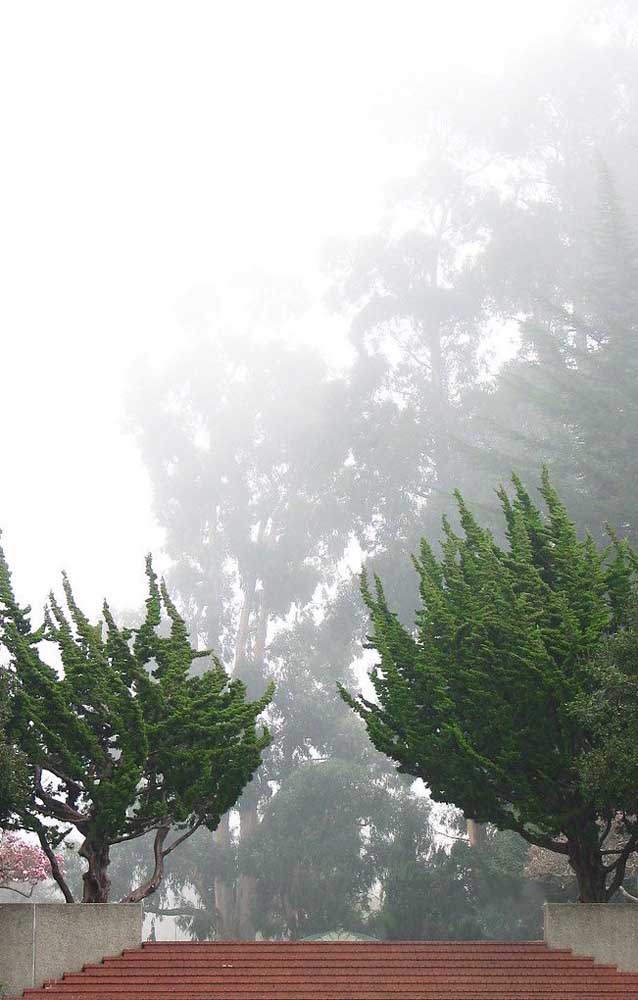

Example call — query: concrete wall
[0,904,143,997]
[545,902,638,971]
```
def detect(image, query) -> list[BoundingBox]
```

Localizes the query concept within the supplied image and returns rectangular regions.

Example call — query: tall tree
[244,758,404,940]
[326,133,504,588]
[340,471,638,901]
[130,332,359,936]
[0,545,271,903]
[469,163,638,544]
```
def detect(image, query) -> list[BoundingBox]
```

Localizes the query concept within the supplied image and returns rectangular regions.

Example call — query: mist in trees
[102,6,638,937]
[3,0,638,940]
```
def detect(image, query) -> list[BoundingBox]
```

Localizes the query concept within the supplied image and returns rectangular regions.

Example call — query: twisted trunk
[79,840,111,903]
[568,829,637,903]
[569,840,608,902]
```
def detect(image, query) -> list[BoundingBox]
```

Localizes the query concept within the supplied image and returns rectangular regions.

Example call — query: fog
[2,0,572,612]
[2,0,637,940]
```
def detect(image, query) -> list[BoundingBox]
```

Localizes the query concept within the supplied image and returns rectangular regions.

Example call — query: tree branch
[162,818,204,858]
[515,825,570,855]
[38,758,85,794]
[432,826,469,842]
[142,905,203,917]
[111,823,161,846]
[34,766,85,825]
[0,883,36,898]
[604,834,638,875]
[599,816,613,847]
[607,851,633,899]
[32,820,75,903]
[121,825,170,903]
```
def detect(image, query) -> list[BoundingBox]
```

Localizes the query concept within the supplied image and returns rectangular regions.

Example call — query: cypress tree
[0,543,272,903]
[340,470,638,901]
[0,668,27,824]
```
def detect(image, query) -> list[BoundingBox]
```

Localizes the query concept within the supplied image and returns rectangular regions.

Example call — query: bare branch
[121,825,170,904]
[432,826,469,842]
[0,883,36,898]
[142,905,203,917]
[162,818,204,859]
[32,820,75,903]
[111,823,161,846]
[604,834,638,875]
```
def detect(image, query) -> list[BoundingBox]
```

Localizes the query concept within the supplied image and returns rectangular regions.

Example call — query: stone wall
[545,902,638,971]
[0,904,143,997]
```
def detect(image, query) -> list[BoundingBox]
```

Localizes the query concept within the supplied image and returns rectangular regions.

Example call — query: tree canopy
[340,470,638,901]
[0,544,272,903]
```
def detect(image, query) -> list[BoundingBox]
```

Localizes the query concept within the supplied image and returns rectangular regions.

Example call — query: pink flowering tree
[0,832,64,898]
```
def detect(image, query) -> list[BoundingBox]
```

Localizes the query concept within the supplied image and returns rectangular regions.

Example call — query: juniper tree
[340,471,638,902]
[0,543,272,903]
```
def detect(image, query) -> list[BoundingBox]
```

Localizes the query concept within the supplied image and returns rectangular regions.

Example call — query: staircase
[18,939,638,999]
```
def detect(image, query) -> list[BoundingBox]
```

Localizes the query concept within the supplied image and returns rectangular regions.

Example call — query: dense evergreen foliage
[0,669,27,824]
[0,545,272,903]
[340,472,638,901]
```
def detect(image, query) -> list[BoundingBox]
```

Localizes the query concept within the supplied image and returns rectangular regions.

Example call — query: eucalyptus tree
[326,136,503,581]
[453,9,638,545]
[327,3,638,585]
[471,161,638,546]
[130,332,359,936]
[243,758,411,940]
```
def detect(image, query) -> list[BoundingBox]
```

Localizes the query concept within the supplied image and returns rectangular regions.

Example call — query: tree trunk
[79,840,111,903]
[237,783,259,940]
[214,812,237,937]
[568,838,609,902]
[236,592,269,938]
[235,576,257,672]
[466,819,486,848]
[252,598,268,679]
[212,571,259,937]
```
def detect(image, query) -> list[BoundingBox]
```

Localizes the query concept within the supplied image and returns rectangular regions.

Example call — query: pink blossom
[0,833,64,887]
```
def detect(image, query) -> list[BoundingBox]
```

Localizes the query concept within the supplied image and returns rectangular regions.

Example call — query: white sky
[0,0,579,619]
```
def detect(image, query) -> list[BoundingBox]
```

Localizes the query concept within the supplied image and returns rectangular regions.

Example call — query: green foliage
[341,471,638,900]
[372,823,555,942]
[243,759,415,940]
[0,668,27,823]
[0,542,272,901]
[570,595,638,806]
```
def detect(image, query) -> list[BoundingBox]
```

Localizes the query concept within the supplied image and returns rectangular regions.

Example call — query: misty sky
[1,0,578,618]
